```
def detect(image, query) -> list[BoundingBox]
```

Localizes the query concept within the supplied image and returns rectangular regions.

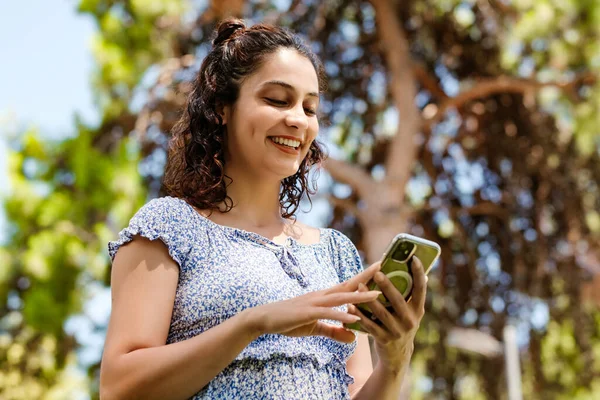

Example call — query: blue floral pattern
[108,196,365,399]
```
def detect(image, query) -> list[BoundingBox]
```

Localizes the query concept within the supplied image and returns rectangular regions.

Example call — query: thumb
[312,321,357,344]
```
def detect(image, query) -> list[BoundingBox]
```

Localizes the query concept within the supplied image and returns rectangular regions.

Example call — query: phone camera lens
[392,242,416,263]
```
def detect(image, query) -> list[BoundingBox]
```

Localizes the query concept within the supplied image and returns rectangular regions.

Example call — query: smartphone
[344,233,441,332]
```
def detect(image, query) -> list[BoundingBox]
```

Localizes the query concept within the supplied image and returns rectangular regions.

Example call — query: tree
[1,0,599,399]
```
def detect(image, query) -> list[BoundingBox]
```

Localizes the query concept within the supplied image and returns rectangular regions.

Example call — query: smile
[269,136,301,149]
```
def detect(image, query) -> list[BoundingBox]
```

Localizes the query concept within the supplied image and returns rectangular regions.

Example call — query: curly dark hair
[163,18,327,218]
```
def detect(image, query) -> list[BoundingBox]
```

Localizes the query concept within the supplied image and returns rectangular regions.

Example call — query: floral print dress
[108,196,364,399]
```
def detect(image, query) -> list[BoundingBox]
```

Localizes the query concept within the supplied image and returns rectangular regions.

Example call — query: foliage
[0,0,185,398]
[0,123,146,398]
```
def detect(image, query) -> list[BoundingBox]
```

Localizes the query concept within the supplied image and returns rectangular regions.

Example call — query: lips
[268,136,302,149]
[268,137,302,155]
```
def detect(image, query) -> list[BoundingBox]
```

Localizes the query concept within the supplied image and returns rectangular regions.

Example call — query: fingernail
[370,290,382,296]
[351,315,361,321]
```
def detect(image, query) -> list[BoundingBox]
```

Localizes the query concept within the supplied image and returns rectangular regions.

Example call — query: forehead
[245,48,319,94]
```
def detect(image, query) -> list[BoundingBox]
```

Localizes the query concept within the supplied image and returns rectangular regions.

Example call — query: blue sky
[0,0,98,241]
[0,1,97,134]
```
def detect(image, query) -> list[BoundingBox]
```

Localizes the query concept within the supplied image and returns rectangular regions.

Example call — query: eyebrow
[262,80,319,98]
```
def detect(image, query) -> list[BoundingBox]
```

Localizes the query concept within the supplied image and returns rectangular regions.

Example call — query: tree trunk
[325,1,421,398]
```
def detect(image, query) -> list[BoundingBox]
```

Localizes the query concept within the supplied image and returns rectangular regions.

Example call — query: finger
[329,261,381,293]
[347,304,391,341]
[312,307,363,325]
[359,282,402,335]
[357,282,403,334]
[410,256,427,315]
[312,322,356,343]
[317,290,382,307]
[372,271,410,321]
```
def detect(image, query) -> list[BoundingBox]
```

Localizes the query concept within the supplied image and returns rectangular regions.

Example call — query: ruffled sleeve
[328,229,364,283]
[108,197,193,268]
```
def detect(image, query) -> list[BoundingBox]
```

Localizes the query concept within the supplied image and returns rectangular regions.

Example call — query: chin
[272,164,303,180]
[281,169,301,180]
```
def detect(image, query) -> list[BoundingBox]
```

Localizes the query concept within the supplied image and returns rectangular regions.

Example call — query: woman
[100,18,427,400]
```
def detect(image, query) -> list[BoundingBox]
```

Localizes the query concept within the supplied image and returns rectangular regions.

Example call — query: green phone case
[344,234,441,332]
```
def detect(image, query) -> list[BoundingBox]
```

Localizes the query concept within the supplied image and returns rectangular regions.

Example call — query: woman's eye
[266,98,316,116]
[265,98,286,106]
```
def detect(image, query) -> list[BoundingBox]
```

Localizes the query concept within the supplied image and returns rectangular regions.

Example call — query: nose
[284,103,309,130]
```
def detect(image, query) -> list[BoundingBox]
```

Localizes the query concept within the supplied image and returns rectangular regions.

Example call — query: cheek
[300,121,319,152]
[252,100,280,118]
[308,120,319,141]
[308,117,319,135]
[249,107,282,136]
[232,99,272,132]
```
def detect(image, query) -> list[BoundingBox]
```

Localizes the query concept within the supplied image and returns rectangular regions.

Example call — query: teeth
[271,137,301,148]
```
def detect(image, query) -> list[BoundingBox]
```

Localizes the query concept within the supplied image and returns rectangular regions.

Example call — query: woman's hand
[248,262,382,344]
[348,257,427,373]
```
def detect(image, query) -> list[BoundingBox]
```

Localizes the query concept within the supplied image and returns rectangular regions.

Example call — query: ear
[216,103,230,125]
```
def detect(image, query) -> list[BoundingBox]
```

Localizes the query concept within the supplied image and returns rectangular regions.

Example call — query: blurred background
[1,0,599,399]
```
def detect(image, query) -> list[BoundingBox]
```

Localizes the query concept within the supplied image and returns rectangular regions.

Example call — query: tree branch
[308,1,329,40]
[196,0,244,25]
[412,62,448,100]
[370,0,421,205]
[420,201,509,219]
[424,73,596,129]
[321,158,375,198]
[328,195,360,219]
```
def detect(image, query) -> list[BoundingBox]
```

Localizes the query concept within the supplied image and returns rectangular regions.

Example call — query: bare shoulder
[103,236,179,360]
[285,219,323,245]
[110,236,179,298]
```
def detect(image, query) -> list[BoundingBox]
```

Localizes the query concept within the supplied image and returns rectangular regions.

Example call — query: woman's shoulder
[286,220,356,254]
[135,196,189,217]
[128,196,205,228]
[324,227,355,248]
[108,196,199,264]
[297,225,362,280]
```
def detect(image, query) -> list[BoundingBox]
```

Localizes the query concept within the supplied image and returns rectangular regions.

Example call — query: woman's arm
[347,257,428,400]
[350,349,412,400]
[346,333,373,396]
[347,333,411,400]
[99,236,262,400]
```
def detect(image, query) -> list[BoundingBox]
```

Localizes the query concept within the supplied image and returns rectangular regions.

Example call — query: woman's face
[222,48,320,180]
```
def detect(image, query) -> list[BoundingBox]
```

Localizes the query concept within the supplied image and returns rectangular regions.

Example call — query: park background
[1,0,599,399]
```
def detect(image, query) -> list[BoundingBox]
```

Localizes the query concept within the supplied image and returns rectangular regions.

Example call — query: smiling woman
[99,18,421,400]
[217,48,321,200]
[163,21,326,219]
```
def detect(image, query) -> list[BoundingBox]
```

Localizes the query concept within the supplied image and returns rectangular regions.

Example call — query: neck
[220,164,284,228]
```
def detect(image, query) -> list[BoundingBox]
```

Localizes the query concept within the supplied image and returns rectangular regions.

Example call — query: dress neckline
[174,197,328,248]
